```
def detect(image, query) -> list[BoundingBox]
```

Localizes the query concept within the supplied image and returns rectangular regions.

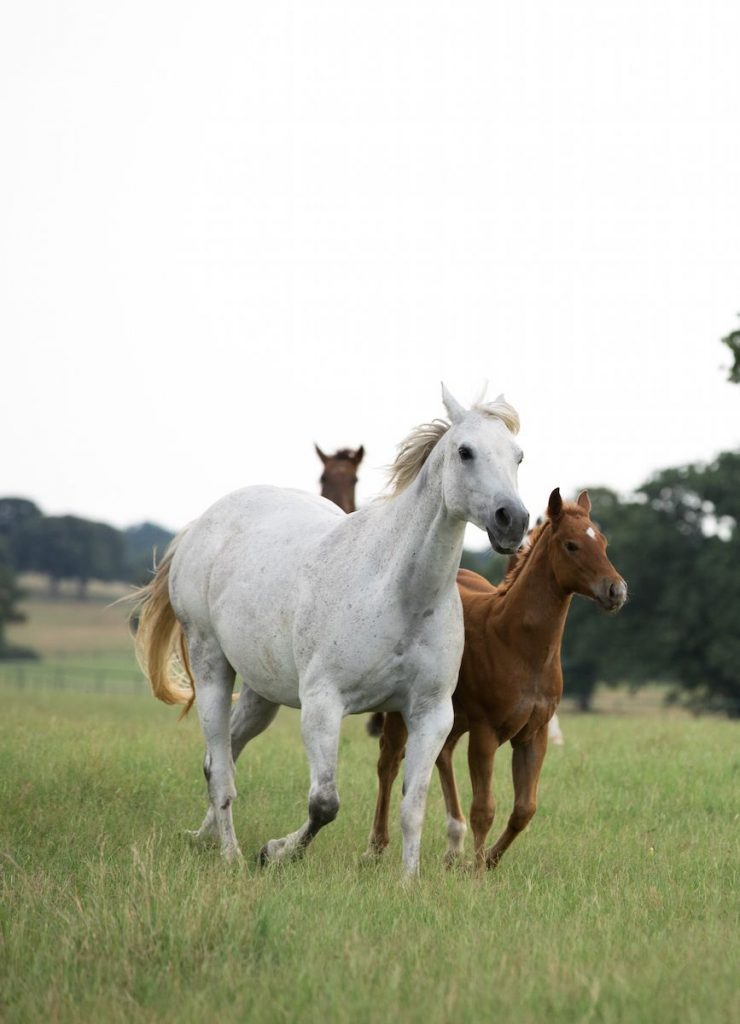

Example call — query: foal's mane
[385,398,521,497]
[496,501,588,596]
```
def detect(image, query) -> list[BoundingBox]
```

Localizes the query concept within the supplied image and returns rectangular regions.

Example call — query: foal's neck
[499,532,571,650]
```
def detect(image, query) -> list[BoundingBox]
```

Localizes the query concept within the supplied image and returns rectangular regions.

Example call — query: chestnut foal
[364,488,627,871]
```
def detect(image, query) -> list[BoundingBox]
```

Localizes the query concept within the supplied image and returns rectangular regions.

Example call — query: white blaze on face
[586,527,597,540]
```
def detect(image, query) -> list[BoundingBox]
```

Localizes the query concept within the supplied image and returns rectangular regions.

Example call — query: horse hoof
[360,847,385,866]
[221,844,243,864]
[258,837,301,865]
[184,829,218,849]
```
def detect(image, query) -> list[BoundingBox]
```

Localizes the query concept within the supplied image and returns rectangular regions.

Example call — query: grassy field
[1,685,738,1024]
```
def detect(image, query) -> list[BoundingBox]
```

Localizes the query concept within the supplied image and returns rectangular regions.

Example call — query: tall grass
[1,688,737,1023]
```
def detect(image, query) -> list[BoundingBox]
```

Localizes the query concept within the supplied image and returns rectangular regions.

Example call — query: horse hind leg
[184,637,241,861]
[190,684,280,847]
[435,733,466,867]
[362,711,408,861]
[259,694,343,865]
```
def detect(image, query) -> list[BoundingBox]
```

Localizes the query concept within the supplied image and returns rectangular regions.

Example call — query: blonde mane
[385,398,521,497]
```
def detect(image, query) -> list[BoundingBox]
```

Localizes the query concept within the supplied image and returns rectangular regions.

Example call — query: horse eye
[320,474,327,485]
[517,452,524,465]
[458,445,474,462]
[564,541,579,553]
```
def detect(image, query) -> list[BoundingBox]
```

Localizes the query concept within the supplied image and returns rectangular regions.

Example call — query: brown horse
[315,444,364,514]
[364,488,627,870]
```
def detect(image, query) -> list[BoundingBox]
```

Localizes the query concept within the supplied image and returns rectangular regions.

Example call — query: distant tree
[124,522,175,583]
[0,498,42,568]
[721,314,740,384]
[637,454,740,714]
[17,515,127,597]
[0,536,31,658]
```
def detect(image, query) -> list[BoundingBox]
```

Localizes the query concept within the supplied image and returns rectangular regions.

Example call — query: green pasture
[1,686,738,1024]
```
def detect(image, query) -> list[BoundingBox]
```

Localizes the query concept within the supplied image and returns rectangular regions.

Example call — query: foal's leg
[190,686,280,846]
[467,719,500,871]
[436,733,466,866]
[399,699,454,878]
[362,712,408,860]
[259,696,344,864]
[485,725,548,869]
[186,637,241,861]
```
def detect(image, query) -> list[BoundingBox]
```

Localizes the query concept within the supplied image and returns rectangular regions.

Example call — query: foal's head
[546,488,627,612]
[316,445,364,514]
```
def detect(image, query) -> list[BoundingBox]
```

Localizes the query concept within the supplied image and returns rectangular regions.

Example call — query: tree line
[0,500,174,657]
[1,325,738,700]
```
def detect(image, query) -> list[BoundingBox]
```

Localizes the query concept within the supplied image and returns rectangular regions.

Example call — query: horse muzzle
[486,501,530,555]
[596,578,628,613]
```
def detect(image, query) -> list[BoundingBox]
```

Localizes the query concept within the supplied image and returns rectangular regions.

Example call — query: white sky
[2,2,738,547]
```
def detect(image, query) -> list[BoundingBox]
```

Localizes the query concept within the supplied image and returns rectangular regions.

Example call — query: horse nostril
[495,506,512,529]
[608,581,625,603]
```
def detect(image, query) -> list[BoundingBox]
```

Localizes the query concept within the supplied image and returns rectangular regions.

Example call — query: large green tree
[721,314,740,383]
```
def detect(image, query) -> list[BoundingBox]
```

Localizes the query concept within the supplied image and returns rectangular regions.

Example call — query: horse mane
[385,398,521,497]
[496,501,589,597]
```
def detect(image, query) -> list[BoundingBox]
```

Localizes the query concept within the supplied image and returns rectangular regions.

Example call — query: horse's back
[169,487,344,692]
[457,568,496,597]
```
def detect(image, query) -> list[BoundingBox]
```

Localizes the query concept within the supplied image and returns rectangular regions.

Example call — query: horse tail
[129,535,195,717]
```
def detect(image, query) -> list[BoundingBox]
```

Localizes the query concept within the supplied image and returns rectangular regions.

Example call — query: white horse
[132,386,529,877]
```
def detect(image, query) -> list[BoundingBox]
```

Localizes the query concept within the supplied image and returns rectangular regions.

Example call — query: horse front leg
[259,696,343,865]
[486,724,548,869]
[435,732,466,867]
[399,699,454,878]
[467,719,499,871]
[362,712,408,860]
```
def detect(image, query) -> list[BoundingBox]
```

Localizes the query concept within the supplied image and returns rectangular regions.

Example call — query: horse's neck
[497,535,572,656]
[371,446,464,607]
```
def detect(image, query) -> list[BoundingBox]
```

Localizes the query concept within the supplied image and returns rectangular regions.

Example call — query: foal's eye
[564,541,579,553]
[458,445,474,462]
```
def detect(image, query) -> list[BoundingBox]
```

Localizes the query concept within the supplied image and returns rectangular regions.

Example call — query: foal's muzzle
[486,501,530,555]
[596,578,628,613]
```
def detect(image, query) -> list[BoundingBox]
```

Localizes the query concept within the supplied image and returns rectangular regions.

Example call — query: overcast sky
[2,2,738,547]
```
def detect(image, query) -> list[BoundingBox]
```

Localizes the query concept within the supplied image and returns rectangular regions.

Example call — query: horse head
[546,487,627,612]
[440,384,529,555]
[315,444,365,514]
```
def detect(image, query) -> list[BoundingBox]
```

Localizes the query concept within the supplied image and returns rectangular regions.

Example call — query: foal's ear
[352,446,365,466]
[548,487,563,520]
[576,489,592,513]
[441,383,466,424]
[315,444,328,465]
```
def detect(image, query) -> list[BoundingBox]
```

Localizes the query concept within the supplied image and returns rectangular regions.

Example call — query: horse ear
[441,383,466,423]
[577,489,591,513]
[315,444,328,465]
[352,446,365,466]
[548,487,563,519]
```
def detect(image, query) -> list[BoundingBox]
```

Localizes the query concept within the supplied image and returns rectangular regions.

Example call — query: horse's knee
[309,786,340,827]
[509,800,536,834]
